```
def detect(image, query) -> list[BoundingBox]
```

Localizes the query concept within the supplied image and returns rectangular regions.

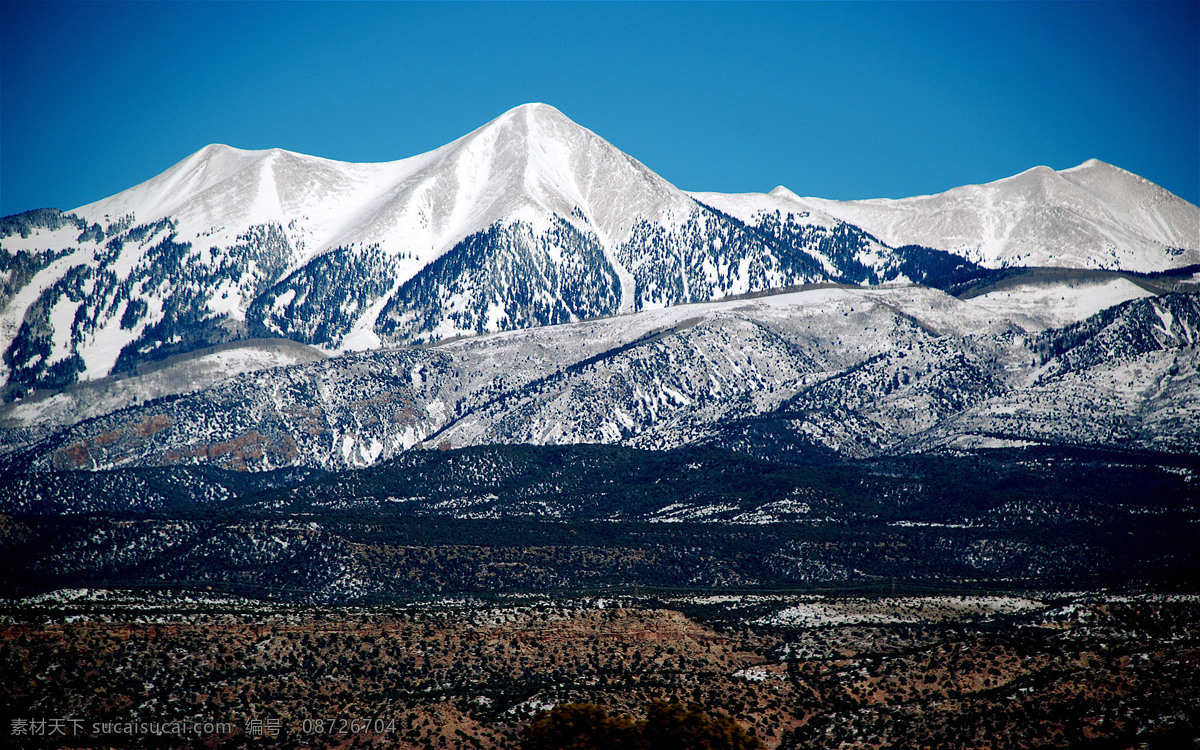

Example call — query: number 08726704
[299,718,397,735]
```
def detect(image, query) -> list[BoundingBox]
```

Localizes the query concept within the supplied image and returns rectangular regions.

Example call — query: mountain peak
[476,102,580,141]
[794,158,1199,271]
[1064,158,1109,172]
[422,102,688,246]
[8,104,1199,399]
[502,102,566,119]
[192,142,232,158]
[1057,158,1147,187]
[471,103,603,161]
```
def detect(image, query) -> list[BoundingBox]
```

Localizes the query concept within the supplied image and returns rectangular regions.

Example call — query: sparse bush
[523,701,765,750]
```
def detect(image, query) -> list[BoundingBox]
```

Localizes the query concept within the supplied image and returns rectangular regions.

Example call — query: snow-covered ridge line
[67,103,691,271]
[770,159,1199,272]
[2,103,1197,399]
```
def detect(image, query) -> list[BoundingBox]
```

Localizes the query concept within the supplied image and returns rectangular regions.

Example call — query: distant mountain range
[2,104,1199,603]
[1,103,1197,477]
[4,103,1196,398]
[771,158,1198,271]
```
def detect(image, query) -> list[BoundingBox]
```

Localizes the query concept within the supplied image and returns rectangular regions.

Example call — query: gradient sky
[2,1,1197,216]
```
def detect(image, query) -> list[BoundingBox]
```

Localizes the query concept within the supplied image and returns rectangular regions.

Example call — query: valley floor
[2,589,1198,749]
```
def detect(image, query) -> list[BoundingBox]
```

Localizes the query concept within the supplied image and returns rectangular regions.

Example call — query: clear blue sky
[2,1,1197,216]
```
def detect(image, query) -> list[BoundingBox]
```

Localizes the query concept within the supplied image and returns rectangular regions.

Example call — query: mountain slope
[3,108,1196,400]
[782,159,1200,271]
[5,286,1196,473]
[2,104,910,395]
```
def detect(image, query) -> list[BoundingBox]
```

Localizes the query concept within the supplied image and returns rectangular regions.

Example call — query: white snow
[271,288,296,313]
[79,309,143,379]
[60,104,704,332]
[44,296,80,366]
[1153,301,1176,340]
[0,247,97,379]
[970,277,1155,331]
[1,339,325,431]
[754,596,1044,628]
[7,105,1197,402]
[789,160,1199,272]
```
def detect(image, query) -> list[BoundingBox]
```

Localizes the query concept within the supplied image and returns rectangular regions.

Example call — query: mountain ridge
[1,104,905,392]
[783,158,1199,271]
[69,104,693,282]
[2,104,1197,399]
[4,285,1196,475]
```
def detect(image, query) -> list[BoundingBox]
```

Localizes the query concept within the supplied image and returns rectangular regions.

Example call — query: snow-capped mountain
[68,102,694,302]
[2,104,916,396]
[2,104,1196,403]
[782,159,1199,271]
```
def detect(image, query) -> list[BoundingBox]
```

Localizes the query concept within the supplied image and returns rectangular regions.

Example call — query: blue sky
[2,1,1197,216]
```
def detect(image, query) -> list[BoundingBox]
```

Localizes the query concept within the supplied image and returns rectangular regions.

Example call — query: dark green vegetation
[1,444,1196,602]
[250,240,400,346]
[524,702,766,750]
[379,219,622,343]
